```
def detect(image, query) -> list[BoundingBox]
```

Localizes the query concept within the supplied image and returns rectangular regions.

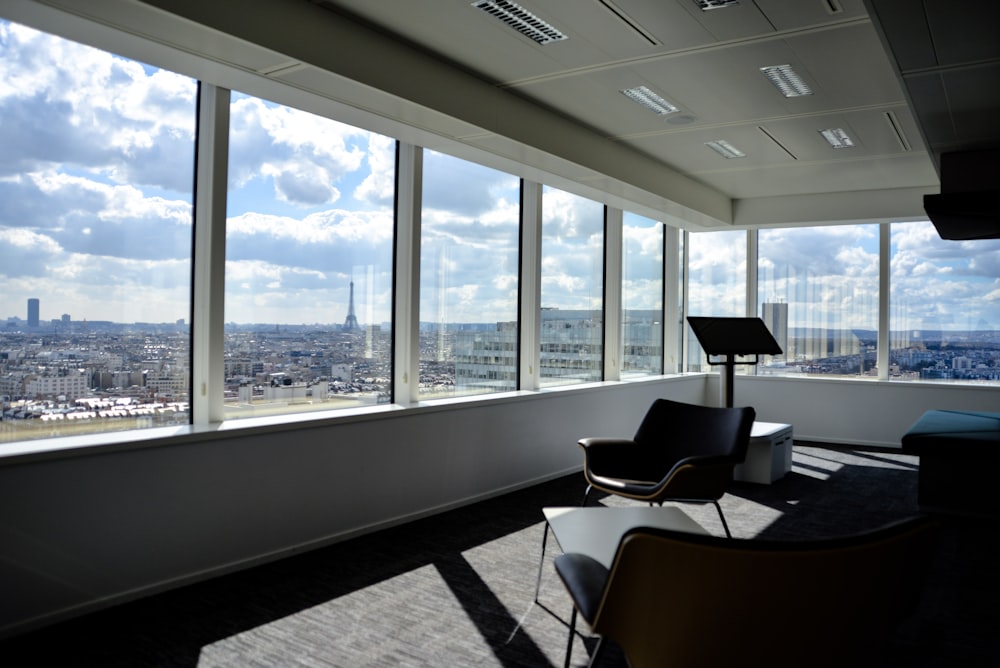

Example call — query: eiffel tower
[343,281,360,330]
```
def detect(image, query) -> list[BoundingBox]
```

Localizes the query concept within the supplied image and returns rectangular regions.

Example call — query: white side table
[734,421,793,484]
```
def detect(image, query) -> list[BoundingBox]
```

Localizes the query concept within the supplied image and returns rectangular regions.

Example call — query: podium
[689,316,792,484]
[687,316,782,408]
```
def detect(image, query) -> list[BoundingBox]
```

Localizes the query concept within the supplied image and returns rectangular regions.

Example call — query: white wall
[2,375,997,637]
[724,375,1000,447]
[0,377,703,637]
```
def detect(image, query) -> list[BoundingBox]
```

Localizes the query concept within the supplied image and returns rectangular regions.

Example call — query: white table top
[543,506,708,568]
[750,421,792,438]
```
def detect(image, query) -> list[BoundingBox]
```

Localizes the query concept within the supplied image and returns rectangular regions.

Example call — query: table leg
[533,521,550,603]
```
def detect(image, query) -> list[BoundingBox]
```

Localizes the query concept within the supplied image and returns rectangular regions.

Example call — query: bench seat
[901,410,1000,517]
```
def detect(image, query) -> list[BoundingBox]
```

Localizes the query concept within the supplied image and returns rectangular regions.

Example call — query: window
[685,230,746,372]
[223,93,395,418]
[419,151,520,398]
[540,187,604,387]
[621,212,663,377]
[0,20,196,443]
[758,225,879,378]
[890,221,1000,384]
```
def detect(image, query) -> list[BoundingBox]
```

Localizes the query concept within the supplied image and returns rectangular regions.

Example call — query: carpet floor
[1,445,996,667]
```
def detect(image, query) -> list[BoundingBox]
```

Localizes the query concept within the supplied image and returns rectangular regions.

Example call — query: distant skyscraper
[27,298,39,328]
[343,281,360,330]
[761,301,788,360]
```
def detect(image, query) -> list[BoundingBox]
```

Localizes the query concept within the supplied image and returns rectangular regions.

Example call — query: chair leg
[713,499,732,538]
[564,606,578,668]
[581,484,592,506]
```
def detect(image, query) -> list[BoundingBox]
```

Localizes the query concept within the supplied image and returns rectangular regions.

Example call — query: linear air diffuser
[472,0,567,44]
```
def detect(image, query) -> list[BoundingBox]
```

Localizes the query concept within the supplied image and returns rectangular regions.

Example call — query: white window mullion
[394,142,422,405]
[747,229,758,318]
[191,83,230,425]
[519,180,542,391]
[604,207,623,381]
[680,230,691,372]
[878,223,890,380]
[663,224,680,374]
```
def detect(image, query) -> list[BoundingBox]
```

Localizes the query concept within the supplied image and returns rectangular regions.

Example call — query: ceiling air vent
[694,0,740,10]
[472,0,567,45]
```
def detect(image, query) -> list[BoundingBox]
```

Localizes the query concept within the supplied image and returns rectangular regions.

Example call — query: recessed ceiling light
[472,0,567,45]
[621,86,680,115]
[760,64,813,97]
[705,140,746,159]
[820,128,855,148]
[694,0,740,10]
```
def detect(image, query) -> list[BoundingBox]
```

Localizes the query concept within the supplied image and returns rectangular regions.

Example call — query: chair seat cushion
[554,552,609,625]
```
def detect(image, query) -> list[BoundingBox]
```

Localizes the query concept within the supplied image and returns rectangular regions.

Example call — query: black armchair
[579,398,755,537]
[555,516,940,668]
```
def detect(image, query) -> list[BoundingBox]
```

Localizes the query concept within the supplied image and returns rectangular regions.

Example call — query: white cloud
[228,96,367,207]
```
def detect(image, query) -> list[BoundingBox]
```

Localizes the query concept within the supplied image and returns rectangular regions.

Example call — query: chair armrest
[578,438,655,481]
[577,437,636,449]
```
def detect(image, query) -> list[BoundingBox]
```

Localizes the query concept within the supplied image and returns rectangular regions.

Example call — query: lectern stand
[687,316,782,408]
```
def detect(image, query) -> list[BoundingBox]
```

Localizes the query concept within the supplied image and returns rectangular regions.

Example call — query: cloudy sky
[2,18,998,332]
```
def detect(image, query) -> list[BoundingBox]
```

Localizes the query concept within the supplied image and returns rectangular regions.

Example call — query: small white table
[534,506,708,601]
[734,421,793,484]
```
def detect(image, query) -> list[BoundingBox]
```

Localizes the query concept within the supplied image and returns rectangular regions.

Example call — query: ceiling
[308,0,950,217]
[9,0,998,230]
[866,0,1000,174]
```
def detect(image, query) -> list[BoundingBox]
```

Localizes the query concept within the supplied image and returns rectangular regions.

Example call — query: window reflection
[0,20,196,443]
[223,93,395,418]
[890,221,1000,383]
[419,151,520,398]
[757,225,879,378]
[686,230,747,373]
[622,212,664,377]
[540,187,604,387]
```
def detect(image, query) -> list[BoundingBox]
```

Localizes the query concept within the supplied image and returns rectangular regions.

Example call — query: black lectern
[687,316,782,408]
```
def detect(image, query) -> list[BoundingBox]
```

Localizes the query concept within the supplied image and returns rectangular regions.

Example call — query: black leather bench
[901,410,1000,517]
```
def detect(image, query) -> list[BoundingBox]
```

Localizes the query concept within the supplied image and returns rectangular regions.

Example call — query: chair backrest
[591,516,940,668]
[632,398,756,468]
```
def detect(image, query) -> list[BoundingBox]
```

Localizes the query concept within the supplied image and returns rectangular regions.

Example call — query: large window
[0,21,196,443]
[540,187,605,387]
[419,151,520,398]
[890,221,1000,383]
[223,93,395,418]
[621,212,664,377]
[685,230,746,372]
[757,225,879,378]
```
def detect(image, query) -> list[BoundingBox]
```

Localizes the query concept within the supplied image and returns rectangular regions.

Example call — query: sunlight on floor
[197,564,495,666]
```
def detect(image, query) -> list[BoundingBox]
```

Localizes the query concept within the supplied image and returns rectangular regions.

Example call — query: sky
[2,19,998,331]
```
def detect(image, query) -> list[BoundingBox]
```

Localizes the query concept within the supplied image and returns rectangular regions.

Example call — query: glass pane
[419,151,520,399]
[686,230,747,372]
[0,21,196,444]
[890,221,1000,384]
[622,212,663,377]
[758,225,879,377]
[224,93,394,418]
[540,187,604,387]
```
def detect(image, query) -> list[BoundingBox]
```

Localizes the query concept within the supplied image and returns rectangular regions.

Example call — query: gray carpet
[1,445,996,667]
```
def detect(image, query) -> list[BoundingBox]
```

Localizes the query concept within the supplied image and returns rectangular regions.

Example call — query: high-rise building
[761,301,788,362]
[27,298,40,328]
